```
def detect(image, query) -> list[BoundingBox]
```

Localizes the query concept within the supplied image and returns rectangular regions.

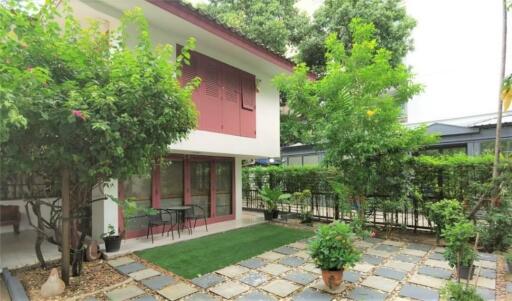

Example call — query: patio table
[166,206,192,236]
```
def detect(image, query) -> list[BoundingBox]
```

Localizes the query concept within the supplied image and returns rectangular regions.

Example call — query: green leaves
[442,221,477,268]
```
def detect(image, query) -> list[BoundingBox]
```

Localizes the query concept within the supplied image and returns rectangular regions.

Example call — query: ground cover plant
[136,223,313,279]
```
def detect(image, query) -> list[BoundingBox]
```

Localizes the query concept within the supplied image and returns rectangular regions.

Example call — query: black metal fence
[243,189,434,231]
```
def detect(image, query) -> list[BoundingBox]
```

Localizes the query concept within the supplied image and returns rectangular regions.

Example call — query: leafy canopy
[275,19,435,195]
[0,1,199,188]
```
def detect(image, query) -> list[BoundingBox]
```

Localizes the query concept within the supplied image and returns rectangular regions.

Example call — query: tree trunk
[34,201,47,269]
[61,168,70,285]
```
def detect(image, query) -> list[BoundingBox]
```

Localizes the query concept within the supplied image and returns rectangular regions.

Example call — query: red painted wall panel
[222,65,241,135]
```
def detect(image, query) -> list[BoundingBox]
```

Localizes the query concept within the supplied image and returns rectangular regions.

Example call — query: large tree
[198,0,310,55]
[275,19,434,209]
[0,0,198,283]
[298,0,416,73]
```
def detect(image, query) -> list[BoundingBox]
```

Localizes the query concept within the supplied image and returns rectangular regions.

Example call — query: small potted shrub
[427,199,464,244]
[443,221,477,280]
[294,189,313,224]
[101,224,122,252]
[310,221,361,289]
[259,185,291,221]
[441,282,484,301]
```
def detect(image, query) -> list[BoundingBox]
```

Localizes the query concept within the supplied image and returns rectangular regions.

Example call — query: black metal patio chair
[147,209,174,243]
[185,204,208,232]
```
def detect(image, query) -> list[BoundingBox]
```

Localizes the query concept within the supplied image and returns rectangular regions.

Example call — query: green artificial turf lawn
[136,223,313,279]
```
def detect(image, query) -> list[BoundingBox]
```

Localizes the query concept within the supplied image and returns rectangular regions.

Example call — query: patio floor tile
[348,287,387,301]
[401,248,428,257]
[283,271,317,285]
[478,253,497,262]
[428,253,445,261]
[292,288,332,301]
[479,268,497,279]
[294,250,311,259]
[288,241,308,250]
[365,248,392,258]
[382,240,406,247]
[261,279,300,298]
[257,251,286,261]
[141,275,176,291]
[343,271,361,283]
[507,282,512,293]
[191,273,225,289]
[279,256,305,267]
[424,259,451,270]
[216,265,250,278]
[471,276,496,289]
[375,244,400,252]
[400,284,439,301]
[476,287,495,301]
[384,260,415,272]
[361,275,399,292]
[210,281,250,299]
[159,283,198,301]
[311,280,348,294]
[128,268,161,281]
[133,295,157,301]
[393,254,421,264]
[374,267,406,281]
[273,246,298,255]
[362,254,384,265]
[433,247,445,253]
[116,263,146,275]
[184,292,218,301]
[352,262,374,273]
[475,260,496,270]
[407,243,432,252]
[239,258,266,269]
[418,266,452,279]
[409,274,446,289]
[105,285,145,301]
[354,240,374,249]
[301,263,321,274]
[108,257,135,267]
[367,237,384,244]
[239,272,268,287]
[260,263,292,276]
[237,291,276,301]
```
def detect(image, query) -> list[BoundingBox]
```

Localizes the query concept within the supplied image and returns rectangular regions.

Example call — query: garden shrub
[478,198,512,252]
[441,282,484,301]
[442,221,477,269]
[426,199,465,242]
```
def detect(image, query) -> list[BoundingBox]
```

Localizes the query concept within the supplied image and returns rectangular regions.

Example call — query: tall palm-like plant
[259,185,291,213]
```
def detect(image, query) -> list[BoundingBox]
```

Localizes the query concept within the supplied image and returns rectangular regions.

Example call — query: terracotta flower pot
[321,269,344,289]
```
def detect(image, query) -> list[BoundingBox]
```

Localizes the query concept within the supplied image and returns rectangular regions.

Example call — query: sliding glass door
[190,161,211,217]
[216,161,233,216]
[123,174,151,231]
[159,160,184,208]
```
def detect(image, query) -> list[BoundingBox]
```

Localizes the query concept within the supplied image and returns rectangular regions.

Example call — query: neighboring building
[1,0,290,240]
[281,111,512,166]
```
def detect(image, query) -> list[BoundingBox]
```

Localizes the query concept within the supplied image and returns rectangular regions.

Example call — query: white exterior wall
[91,180,119,240]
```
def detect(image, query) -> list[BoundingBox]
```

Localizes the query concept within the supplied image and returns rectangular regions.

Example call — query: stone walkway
[95,238,504,301]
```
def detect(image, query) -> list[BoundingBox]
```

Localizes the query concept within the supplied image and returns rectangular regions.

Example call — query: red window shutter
[240,72,256,137]
[221,65,241,135]
[180,54,197,87]
[197,53,222,132]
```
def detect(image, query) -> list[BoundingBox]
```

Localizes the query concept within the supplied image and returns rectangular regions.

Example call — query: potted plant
[310,221,361,289]
[443,220,477,280]
[259,185,291,221]
[101,224,122,252]
[293,189,313,224]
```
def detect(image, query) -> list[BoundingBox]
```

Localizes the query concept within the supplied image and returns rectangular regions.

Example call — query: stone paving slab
[374,267,406,281]
[433,247,445,253]
[478,253,497,262]
[478,267,496,279]
[216,265,250,278]
[260,279,300,298]
[240,272,268,287]
[210,281,250,299]
[365,248,392,258]
[273,246,298,255]
[301,263,321,274]
[351,262,374,273]
[408,274,446,289]
[475,260,496,270]
[237,291,276,301]
[428,253,445,261]
[129,268,161,281]
[375,244,401,253]
[384,260,416,272]
[382,240,406,247]
[418,266,452,279]
[279,256,305,267]
[366,237,384,244]
[343,271,361,283]
[133,295,158,301]
[283,271,317,285]
[185,292,218,301]
[393,254,422,264]
[108,257,135,267]
[257,251,286,261]
[470,276,496,289]
[407,243,432,252]
[354,240,374,249]
[400,284,439,301]
[116,262,147,275]
[507,282,512,293]
[159,283,198,301]
[292,288,332,301]
[191,273,225,289]
[348,287,387,301]
[259,263,292,276]
[106,285,145,301]
[361,275,399,292]
[141,275,176,291]
[476,287,496,301]
[311,280,347,294]
[362,254,384,265]
[239,258,266,269]
[401,248,428,257]
[424,259,451,270]
[294,250,311,260]
[288,242,308,250]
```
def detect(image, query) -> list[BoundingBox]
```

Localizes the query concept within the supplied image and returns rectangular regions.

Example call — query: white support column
[235,157,243,220]
[92,179,119,240]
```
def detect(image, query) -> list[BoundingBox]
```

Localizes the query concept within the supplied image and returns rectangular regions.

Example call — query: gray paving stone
[476,287,495,301]
[210,281,250,299]
[141,275,176,290]
[279,256,305,267]
[418,266,453,279]
[129,268,161,281]
[108,257,135,267]
[216,265,250,278]
[478,268,496,279]
[393,254,421,264]
[366,237,384,244]
[240,272,268,287]
[362,254,384,265]
[260,263,291,276]
[283,271,317,285]
[374,267,406,281]
[185,292,218,301]
[159,283,198,301]
[274,246,298,255]
[478,253,497,262]
[507,282,512,293]
[343,271,361,283]
[400,284,439,301]
[132,295,157,301]
[348,287,387,301]
[237,291,276,301]
[115,262,146,275]
[191,273,225,289]
[260,279,300,298]
[375,244,400,252]
[105,285,144,301]
[239,258,266,269]
[408,243,432,252]
[292,288,332,301]
[361,275,399,292]
[385,260,416,272]
[428,253,445,261]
